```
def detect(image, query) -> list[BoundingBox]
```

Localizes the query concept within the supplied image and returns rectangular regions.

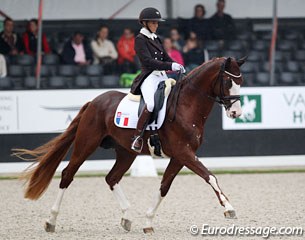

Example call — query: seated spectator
[169,28,185,51]
[210,0,236,40]
[91,26,118,74]
[163,38,184,66]
[117,28,138,73]
[183,32,208,71]
[0,17,24,56]
[188,4,210,44]
[22,19,51,55]
[61,32,93,65]
[0,54,7,78]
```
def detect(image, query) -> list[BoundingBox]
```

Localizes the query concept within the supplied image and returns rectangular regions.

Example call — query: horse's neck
[178,64,218,125]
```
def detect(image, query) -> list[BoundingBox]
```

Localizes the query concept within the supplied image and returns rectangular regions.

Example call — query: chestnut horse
[13,57,245,233]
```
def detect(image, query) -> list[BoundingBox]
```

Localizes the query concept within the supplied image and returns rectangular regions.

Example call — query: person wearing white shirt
[91,26,118,65]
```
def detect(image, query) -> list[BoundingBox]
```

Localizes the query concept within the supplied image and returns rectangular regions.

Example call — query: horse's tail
[12,102,91,200]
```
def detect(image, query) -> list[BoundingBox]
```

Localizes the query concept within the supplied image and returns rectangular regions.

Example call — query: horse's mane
[181,57,223,84]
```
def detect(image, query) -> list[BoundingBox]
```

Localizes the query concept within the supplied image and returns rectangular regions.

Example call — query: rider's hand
[171,62,186,73]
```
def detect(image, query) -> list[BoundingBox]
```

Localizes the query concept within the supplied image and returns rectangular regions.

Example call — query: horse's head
[212,57,245,119]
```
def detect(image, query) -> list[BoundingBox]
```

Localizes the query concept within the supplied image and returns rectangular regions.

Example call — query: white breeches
[140,70,168,112]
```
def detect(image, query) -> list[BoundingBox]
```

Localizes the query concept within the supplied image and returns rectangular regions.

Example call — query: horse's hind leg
[105,146,137,232]
[143,157,183,234]
[45,115,103,232]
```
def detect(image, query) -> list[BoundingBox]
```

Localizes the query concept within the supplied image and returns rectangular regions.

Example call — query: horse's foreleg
[143,157,183,234]
[105,147,137,232]
[178,153,236,219]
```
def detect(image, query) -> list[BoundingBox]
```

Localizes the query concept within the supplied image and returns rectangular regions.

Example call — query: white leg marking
[113,184,130,219]
[208,175,234,211]
[47,188,66,226]
[145,191,163,228]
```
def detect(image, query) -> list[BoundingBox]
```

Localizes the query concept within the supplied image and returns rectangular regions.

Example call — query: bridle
[213,61,242,110]
[169,58,242,122]
[187,59,242,111]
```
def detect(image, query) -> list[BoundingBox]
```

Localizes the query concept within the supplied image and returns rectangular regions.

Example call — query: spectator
[117,27,137,73]
[22,19,51,55]
[163,38,184,66]
[61,31,93,65]
[0,17,24,56]
[91,26,118,74]
[0,54,7,78]
[169,28,185,51]
[210,0,236,40]
[188,4,210,44]
[183,32,208,71]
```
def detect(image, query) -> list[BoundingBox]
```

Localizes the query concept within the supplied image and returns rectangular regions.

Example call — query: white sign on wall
[222,87,305,130]
[0,89,128,134]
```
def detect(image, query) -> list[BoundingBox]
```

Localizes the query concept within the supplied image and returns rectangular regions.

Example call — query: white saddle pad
[114,79,175,130]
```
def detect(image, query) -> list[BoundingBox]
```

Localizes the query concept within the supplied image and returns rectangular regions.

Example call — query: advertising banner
[0,89,128,134]
[222,87,305,130]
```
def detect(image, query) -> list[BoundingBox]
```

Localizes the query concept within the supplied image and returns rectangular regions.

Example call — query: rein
[168,59,242,122]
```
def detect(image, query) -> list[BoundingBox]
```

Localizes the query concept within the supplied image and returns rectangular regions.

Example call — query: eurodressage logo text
[236,95,262,123]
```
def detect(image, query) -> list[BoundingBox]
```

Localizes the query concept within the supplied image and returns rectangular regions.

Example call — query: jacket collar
[140,27,157,40]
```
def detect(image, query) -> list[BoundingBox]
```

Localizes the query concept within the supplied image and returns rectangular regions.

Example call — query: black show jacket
[130,33,173,95]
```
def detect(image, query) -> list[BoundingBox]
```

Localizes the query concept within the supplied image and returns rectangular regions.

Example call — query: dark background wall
[2,106,304,163]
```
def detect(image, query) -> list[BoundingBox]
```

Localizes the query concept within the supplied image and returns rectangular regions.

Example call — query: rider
[130,7,185,153]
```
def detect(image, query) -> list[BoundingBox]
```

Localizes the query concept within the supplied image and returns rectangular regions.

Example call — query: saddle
[115,78,175,158]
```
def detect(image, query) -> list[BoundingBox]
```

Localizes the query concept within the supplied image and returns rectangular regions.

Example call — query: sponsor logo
[236,95,262,123]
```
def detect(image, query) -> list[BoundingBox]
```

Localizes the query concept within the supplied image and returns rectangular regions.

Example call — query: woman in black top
[130,7,185,153]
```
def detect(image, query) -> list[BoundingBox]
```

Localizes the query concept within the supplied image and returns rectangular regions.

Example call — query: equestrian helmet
[139,7,165,24]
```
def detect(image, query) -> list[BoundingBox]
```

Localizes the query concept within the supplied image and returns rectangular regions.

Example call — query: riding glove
[171,62,186,73]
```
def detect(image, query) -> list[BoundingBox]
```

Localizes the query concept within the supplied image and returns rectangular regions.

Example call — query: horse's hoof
[121,218,132,232]
[44,221,55,232]
[224,210,237,219]
[143,227,154,234]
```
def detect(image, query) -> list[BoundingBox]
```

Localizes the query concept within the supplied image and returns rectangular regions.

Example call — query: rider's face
[147,21,159,33]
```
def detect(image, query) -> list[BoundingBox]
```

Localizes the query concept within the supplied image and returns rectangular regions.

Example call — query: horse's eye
[226,79,233,89]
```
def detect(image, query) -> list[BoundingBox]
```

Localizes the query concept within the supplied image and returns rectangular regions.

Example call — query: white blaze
[226,81,242,118]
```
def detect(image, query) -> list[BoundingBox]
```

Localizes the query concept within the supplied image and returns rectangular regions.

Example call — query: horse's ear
[237,56,247,66]
[224,57,231,70]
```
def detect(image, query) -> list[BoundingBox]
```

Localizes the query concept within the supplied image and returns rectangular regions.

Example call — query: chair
[283,31,299,41]
[236,31,253,41]
[49,76,66,88]
[24,76,37,89]
[260,61,282,73]
[85,65,103,76]
[101,75,120,88]
[0,77,13,89]
[255,72,270,85]
[8,65,24,89]
[222,50,243,59]
[246,51,262,62]
[16,54,35,65]
[208,50,220,59]
[74,75,91,88]
[86,65,104,87]
[8,65,24,77]
[42,54,59,65]
[252,40,268,51]
[226,40,246,51]
[295,50,305,61]
[285,61,300,72]
[58,65,76,77]
[279,72,299,85]
[242,73,255,86]
[241,62,256,73]
[205,41,220,51]
[277,40,295,51]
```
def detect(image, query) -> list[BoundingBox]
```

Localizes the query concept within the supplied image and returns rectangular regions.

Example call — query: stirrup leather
[131,136,143,153]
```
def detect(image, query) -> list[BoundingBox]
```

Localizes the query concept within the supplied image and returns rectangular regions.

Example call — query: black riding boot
[131,105,152,153]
